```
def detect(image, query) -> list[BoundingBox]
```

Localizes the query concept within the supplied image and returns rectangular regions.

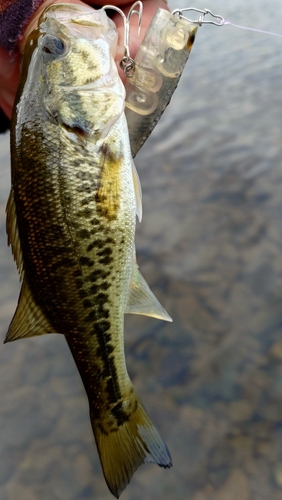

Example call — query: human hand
[0,0,168,120]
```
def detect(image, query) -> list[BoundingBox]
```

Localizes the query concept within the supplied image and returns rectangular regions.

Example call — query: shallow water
[1,0,282,498]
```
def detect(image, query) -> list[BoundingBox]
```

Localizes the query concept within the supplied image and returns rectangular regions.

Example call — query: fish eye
[187,30,196,51]
[41,35,67,56]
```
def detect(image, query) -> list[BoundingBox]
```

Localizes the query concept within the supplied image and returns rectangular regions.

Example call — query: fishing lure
[103,4,225,156]
[124,5,200,156]
[121,6,224,156]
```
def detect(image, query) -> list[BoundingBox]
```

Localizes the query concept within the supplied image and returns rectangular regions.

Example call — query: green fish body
[6,4,172,497]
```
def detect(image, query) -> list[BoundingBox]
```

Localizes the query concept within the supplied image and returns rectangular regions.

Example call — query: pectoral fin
[5,278,56,343]
[125,264,172,322]
[131,160,142,222]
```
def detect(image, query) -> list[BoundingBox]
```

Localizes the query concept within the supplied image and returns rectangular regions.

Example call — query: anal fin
[125,264,172,322]
[5,278,56,343]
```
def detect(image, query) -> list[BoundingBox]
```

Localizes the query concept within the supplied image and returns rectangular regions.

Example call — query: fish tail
[91,396,172,498]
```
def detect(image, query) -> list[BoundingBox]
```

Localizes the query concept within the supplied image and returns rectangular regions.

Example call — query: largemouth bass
[6,3,172,498]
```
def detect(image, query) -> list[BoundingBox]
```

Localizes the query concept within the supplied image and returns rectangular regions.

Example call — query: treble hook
[121,1,143,77]
[102,1,143,77]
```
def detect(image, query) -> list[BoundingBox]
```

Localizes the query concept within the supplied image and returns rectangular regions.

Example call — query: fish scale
[6,4,172,498]
[17,113,136,419]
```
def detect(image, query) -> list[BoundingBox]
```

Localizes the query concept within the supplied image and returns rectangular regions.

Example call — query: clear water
[1,1,282,498]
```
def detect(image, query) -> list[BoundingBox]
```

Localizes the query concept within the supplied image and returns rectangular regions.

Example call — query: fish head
[38,5,119,87]
[20,4,126,140]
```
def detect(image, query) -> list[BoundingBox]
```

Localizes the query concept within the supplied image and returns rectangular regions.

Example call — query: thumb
[0,48,20,120]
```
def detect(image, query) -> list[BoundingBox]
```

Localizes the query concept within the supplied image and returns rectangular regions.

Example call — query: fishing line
[223,20,282,39]
[172,7,282,39]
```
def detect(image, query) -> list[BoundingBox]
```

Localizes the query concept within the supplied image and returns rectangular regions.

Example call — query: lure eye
[41,35,67,56]
[187,30,197,51]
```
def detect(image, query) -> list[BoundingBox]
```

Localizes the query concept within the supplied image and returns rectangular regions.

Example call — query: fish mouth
[57,78,126,103]
[57,58,126,98]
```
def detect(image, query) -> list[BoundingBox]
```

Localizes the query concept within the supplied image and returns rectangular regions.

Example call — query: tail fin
[91,397,172,498]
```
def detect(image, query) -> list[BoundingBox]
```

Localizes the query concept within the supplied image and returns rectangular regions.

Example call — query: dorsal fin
[5,277,56,343]
[125,263,172,322]
[6,188,24,280]
[5,187,56,342]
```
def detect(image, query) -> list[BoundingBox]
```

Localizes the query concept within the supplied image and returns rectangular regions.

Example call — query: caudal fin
[91,397,172,498]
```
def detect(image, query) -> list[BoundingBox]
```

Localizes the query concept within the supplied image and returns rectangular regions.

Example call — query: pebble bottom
[2,1,282,498]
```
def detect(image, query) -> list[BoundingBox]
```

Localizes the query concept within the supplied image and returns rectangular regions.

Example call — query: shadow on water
[1,0,282,498]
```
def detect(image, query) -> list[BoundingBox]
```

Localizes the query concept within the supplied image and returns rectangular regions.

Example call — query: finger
[0,48,20,120]
[19,0,87,53]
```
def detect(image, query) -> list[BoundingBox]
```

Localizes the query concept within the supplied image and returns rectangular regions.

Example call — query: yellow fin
[132,159,142,222]
[6,188,24,280]
[5,278,56,343]
[92,397,172,498]
[125,264,172,322]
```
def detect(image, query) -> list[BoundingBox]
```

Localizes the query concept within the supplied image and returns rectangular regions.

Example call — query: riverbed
[1,1,282,498]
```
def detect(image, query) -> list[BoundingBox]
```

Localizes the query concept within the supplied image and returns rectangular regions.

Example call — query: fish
[5,4,172,498]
